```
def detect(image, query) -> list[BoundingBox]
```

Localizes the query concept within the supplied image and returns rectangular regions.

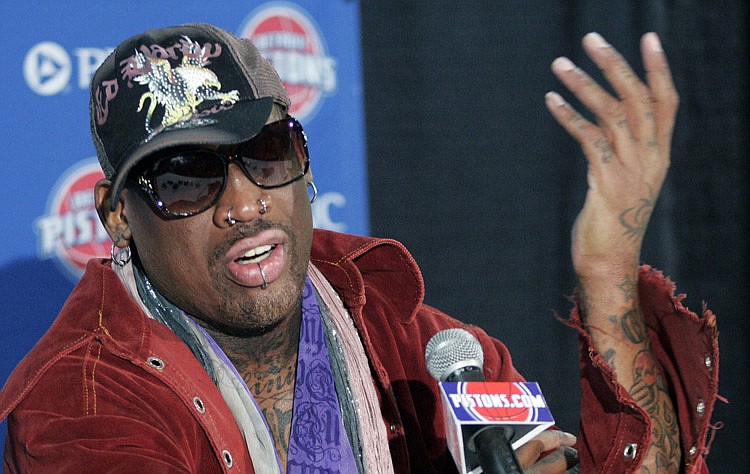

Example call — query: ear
[95,179,132,248]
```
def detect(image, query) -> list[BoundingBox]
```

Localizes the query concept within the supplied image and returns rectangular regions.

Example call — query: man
[0,23,717,473]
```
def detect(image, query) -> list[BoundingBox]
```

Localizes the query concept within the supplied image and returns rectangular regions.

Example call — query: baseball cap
[89,23,291,211]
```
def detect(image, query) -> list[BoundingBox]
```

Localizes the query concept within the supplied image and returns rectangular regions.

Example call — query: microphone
[426,328,553,474]
[425,327,485,382]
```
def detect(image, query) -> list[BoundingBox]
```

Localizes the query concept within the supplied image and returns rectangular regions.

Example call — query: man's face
[114,109,314,334]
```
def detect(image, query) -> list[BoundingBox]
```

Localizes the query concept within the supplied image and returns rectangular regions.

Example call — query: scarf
[113,259,394,474]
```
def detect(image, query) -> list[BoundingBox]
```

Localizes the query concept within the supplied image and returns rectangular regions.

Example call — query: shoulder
[1,260,113,419]
[4,341,224,472]
[2,260,246,472]
[311,229,424,321]
[311,230,522,381]
[2,259,164,420]
[311,228,422,280]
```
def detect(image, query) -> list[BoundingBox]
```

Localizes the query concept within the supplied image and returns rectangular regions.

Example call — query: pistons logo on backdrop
[239,2,337,122]
[35,159,111,281]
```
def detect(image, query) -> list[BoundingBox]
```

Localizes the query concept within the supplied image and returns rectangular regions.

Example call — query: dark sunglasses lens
[150,153,225,216]
[238,120,308,187]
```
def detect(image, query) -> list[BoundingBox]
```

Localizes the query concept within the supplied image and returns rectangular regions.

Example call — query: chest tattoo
[243,361,297,466]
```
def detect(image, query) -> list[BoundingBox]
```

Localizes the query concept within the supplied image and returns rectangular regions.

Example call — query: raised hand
[545,33,681,472]
[546,32,677,282]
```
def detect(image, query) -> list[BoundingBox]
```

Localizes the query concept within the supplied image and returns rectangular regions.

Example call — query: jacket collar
[310,229,425,323]
[1,230,427,421]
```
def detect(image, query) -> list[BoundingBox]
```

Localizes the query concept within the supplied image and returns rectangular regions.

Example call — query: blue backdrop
[0,0,368,445]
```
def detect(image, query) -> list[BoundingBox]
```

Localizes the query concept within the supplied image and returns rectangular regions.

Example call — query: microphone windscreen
[425,328,484,381]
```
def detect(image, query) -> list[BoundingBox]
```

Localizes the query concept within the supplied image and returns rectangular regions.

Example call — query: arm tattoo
[581,276,681,471]
[631,347,681,473]
[619,185,656,241]
[621,309,647,344]
[630,349,660,408]
[617,276,637,304]
[602,348,617,370]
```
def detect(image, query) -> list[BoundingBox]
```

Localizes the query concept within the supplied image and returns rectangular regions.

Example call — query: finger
[515,430,577,467]
[544,91,616,170]
[565,461,581,473]
[641,32,679,161]
[563,446,579,470]
[550,55,629,148]
[582,32,656,152]
[523,446,579,474]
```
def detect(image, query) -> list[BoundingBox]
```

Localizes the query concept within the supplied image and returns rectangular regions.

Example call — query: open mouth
[224,230,287,288]
[236,244,277,265]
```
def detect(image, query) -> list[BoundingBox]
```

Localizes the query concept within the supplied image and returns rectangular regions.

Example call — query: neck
[204,310,302,374]
[203,309,301,467]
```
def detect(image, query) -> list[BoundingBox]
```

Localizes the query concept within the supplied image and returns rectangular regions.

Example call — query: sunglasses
[133,116,310,218]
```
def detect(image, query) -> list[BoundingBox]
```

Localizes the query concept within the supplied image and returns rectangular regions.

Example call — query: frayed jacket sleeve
[564,266,719,474]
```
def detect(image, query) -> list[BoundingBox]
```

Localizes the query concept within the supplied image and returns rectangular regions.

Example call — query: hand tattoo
[594,138,614,163]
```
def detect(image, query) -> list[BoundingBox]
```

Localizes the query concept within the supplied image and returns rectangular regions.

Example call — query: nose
[213,162,270,228]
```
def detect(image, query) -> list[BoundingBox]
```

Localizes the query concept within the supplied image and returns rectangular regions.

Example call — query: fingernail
[586,31,611,48]
[563,431,578,443]
[545,91,566,107]
[645,32,663,52]
[552,56,576,72]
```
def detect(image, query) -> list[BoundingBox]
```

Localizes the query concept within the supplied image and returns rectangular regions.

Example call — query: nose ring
[227,200,267,223]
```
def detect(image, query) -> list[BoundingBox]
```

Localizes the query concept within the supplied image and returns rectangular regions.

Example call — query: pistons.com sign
[240,2,337,122]
[35,159,111,281]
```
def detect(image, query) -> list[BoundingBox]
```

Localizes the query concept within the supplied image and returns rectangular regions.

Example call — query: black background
[360,1,748,471]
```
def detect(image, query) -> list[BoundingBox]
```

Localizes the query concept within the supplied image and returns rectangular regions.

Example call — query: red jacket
[1,229,718,473]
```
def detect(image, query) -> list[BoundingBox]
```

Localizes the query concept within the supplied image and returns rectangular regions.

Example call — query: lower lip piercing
[258,262,268,289]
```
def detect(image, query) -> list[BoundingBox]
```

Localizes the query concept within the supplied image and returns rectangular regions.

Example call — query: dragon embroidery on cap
[126,36,240,135]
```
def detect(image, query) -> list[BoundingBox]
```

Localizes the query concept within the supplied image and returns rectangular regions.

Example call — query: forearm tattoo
[621,309,646,344]
[581,277,681,472]
[619,185,656,241]
[629,333,680,473]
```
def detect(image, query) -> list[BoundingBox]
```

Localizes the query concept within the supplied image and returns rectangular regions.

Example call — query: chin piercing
[258,199,268,215]
[257,262,268,289]
[226,208,236,226]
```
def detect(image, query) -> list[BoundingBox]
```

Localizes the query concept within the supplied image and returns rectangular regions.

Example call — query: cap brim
[108,96,274,211]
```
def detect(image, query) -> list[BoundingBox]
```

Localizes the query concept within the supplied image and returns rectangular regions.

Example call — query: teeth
[238,245,274,264]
